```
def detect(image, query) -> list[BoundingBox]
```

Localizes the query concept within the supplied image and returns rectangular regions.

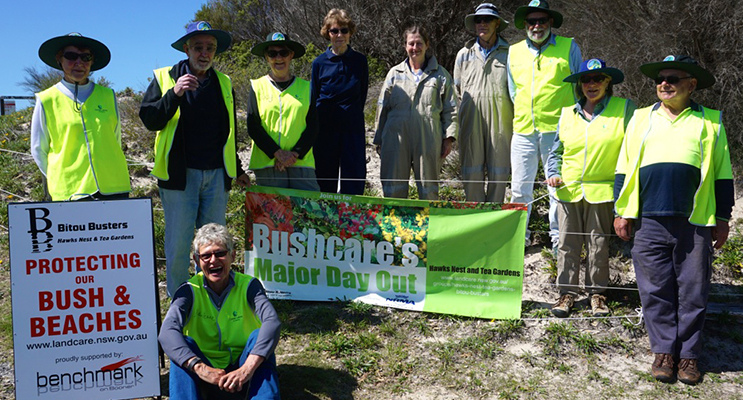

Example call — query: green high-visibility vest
[509,36,574,135]
[38,84,130,200]
[151,67,237,181]
[248,76,315,169]
[555,96,628,203]
[615,104,731,226]
[183,273,262,369]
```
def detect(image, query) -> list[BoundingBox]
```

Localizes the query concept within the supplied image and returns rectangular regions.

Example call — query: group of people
[28,0,733,395]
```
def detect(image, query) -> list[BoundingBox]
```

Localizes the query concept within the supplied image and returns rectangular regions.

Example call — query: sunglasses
[580,75,607,84]
[654,75,693,85]
[328,27,350,35]
[197,250,229,262]
[62,52,93,62]
[474,16,496,24]
[266,49,292,58]
[191,45,217,54]
[525,17,550,26]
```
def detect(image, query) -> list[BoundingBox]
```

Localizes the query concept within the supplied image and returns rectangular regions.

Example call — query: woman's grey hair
[192,223,234,255]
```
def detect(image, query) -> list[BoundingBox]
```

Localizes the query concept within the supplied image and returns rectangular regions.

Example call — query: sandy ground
[1,129,741,400]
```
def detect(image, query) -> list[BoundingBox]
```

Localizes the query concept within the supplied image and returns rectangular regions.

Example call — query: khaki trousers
[556,200,613,295]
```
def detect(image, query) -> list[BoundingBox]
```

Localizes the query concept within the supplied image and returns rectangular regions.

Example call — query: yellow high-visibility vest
[555,96,628,203]
[509,36,574,135]
[151,67,237,180]
[183,273,262,369]
[38,84,130,200]
[615,104,732,226]
[248,76,315,169]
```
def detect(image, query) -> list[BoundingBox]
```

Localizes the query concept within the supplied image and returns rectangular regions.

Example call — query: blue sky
[2,0,209,110]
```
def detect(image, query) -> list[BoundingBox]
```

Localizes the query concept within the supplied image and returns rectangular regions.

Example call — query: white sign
[8,199,161,400]
[3,100,15,115]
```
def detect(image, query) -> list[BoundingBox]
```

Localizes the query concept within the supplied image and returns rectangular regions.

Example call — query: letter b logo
[27,208,53,253]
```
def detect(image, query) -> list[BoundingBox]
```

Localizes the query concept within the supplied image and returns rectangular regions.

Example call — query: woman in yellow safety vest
[246,32,320,191]
[546,58,635,318]
[31,33,131,201]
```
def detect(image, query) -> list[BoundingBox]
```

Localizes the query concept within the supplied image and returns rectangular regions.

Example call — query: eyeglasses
[474,16,496,24]
[62,52,93,62]
[580,75,607,84]
[266,49,291,58]
[525,17,550,26]
[197,250,229,262]
[654,75,693,85]
[191,45,217,54]
[328,27,350,35]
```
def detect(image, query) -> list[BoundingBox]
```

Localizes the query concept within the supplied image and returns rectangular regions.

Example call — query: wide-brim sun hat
[171,21,232,54]
[251,32,306,58]
[514,0,563,30]
[563,58,624,84]
[38,33,111,71]
[464,3,509,34]
[639,55,715,90]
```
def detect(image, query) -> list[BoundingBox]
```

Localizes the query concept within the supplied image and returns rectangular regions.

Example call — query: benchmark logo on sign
[36,356,145,395]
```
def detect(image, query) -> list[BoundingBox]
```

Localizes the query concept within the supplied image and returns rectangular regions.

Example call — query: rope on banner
[537,282,639,292]
[628,308,644,326]
[519,310,644,323]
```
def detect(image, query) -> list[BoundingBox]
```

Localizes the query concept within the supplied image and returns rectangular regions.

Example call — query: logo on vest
[95,104,108,113]
[227,311,243,323]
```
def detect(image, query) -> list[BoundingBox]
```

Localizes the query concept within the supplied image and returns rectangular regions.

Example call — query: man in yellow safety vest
[507,0,582,248]
[139,21,249,297]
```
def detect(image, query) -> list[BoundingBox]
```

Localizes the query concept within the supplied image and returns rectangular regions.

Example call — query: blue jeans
[510,132,559,246]
[160,168,229,296]
[169,330,280,400]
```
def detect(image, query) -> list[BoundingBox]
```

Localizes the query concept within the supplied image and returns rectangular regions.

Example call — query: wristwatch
[185,357,203,372]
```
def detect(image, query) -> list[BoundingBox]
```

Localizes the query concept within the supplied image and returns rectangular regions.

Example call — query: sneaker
[651,353,674,382]
[590,294,610,317]
[551,294,574,318]
[678,358,701,385]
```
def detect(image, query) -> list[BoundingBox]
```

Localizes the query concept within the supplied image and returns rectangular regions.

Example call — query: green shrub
[714,223,743,280]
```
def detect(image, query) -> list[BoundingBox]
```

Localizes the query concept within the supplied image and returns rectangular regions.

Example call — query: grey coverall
[374,55,457,200]
[453,37,513,203]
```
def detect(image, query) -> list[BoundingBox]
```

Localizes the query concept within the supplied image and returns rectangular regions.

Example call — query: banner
[8,199,161,400]
[245,187,527,319]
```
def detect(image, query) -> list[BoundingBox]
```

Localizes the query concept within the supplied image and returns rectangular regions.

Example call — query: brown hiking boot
[551,294,574,318]
[590,294,610,317]
[651,353,674,382]
[678,358,701,385]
